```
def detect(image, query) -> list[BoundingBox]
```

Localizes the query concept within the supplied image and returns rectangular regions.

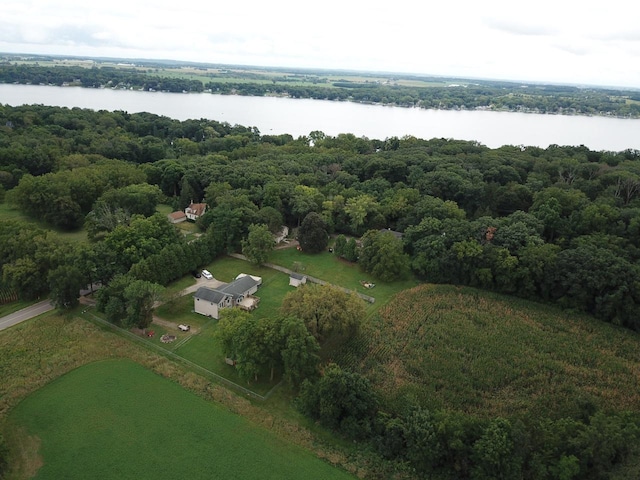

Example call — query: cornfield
[338,284,640,419]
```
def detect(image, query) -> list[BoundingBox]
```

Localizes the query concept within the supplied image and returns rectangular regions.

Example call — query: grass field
[0,313,362,478]
[268,248,419,314]
[6,359,354,480]
[0,202,88,243]
[154,257,293,393]
[150,253,417,393]
[0,299,35,318]
[347,284,640,419]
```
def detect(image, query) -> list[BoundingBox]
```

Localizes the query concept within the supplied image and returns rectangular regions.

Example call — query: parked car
[192,270,201,278]
[178,324,190,332]
[201,269,213,280]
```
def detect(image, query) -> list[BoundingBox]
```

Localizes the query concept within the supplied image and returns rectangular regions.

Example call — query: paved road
[0,300,54,331]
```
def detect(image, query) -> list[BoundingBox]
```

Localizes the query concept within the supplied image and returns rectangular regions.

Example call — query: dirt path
[150,315,201,334]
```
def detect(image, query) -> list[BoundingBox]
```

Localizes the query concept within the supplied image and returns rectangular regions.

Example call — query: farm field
[6,359,354,480]
[0,313,361,478]
[350,284,640,419]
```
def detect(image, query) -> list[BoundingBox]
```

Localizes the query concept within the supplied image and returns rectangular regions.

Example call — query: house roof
[186,203,207,217]
[168,211,186,220]
[379,228,403,239]
[290,272,306,280]
[194,286,229,304]
[219,275,260,296]
[195,275,261,304]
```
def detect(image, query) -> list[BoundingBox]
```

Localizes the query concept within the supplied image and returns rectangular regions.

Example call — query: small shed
[289,272,307,287]
[168,211,187,224]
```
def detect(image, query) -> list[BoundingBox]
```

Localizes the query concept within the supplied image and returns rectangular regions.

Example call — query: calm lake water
[1,83,639,151]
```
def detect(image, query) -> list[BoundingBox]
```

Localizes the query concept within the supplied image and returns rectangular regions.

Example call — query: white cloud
[1,0,640,87]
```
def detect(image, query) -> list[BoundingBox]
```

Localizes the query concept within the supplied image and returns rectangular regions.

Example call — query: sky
[2,0,640,88]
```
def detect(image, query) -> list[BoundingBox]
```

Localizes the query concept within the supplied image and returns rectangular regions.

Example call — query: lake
[1,83,639,151]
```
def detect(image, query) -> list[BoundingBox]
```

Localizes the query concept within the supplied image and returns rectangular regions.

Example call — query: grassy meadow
[347,284,640,419]
[0,202,87,243]
[6,359,354,480]
[0,313,360,479]
[154,256,293,394]
[268,248,419,315]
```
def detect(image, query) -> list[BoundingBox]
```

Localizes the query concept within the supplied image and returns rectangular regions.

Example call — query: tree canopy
[280,284,366,344]
[298,212,328,253]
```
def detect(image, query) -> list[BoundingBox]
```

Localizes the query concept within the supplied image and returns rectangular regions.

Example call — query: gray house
[194,274,261,319]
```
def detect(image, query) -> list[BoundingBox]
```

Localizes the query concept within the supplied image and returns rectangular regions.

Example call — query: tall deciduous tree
[298,212,328,253]
[216,311,319,385]
[280,284,365,343]
[359,230,410,282]
[297,363,378,439]
[123,280,164,330]
[242,223,274,266]
[48,265,84,309]
[279,316,320,386]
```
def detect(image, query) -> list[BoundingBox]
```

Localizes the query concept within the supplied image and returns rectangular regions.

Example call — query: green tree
[472,418,522,480]
[333,234,347,257]
[344,194,378,234]
[297,364,378,439]
[217,312,319,385]
[298,212,328,253]
[403,408,445,474]
[123,280,164,330]
[291,185,323,225]
[280,284,365,343]
[359,230,410,282]
[343,237,359,262]
[97,183,163,217]
[256,206,284,233]
[242,223,274,266]
[279,316,320,386]
[96,274,130,324]
[48,265,84,309]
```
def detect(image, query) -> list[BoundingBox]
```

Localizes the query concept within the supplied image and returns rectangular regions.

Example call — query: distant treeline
[2,63,640,117]
[0,64,204,93]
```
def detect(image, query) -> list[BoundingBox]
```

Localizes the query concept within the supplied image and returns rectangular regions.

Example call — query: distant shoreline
[2,54,639,119]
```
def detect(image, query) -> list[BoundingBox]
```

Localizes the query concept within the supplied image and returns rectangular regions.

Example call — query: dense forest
[2,58,640,117]
[1,103,638,329]
[2,103,640,478]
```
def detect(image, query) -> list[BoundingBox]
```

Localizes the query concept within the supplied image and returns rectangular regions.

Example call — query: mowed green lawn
[8,359,354,480]
[153,253,418,394]
[163,258,293,393]
[268,247,419,314]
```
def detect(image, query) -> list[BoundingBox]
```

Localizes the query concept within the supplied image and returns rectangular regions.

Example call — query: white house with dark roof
[193,274,262,319]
